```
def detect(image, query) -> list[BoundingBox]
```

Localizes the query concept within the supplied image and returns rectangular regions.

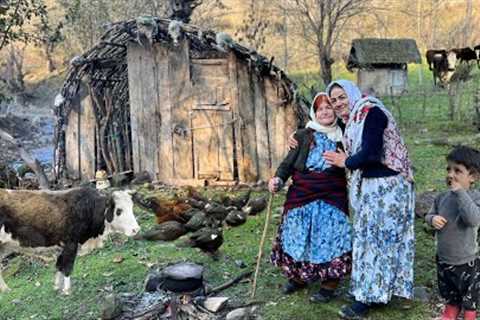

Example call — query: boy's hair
[447,145,480,175]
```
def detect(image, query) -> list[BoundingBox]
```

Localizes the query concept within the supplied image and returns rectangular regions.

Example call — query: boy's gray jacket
[426,189,480,265]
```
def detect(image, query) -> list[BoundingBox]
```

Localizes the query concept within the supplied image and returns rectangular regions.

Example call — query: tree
[234,0,270,52]
[58,0,229,56]
[283,0,373,85]
[32,12,64,72]
[0,0,47,51]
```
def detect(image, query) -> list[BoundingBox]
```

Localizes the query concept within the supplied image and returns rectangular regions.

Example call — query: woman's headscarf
[326,79,362,112]
[305,92,343,142]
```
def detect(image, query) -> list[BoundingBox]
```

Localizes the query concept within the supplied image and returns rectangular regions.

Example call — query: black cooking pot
[145,262,205,294]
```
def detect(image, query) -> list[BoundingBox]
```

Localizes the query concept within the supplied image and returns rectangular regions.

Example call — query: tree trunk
[448,81,461,121]
[319,52,333,86]
[45,46,56,73]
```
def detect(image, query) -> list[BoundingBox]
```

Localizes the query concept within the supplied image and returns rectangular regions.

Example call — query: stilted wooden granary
[346,38,421,96]
[54,17,307,185]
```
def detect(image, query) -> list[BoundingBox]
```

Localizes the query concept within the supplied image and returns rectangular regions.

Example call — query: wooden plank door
[191,109,234,180]
[191,59,235,181]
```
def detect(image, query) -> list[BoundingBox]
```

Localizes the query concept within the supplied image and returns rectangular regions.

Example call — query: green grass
[2,65,480,319]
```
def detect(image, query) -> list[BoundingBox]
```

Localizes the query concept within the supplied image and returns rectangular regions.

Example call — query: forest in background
[1,0,479,99]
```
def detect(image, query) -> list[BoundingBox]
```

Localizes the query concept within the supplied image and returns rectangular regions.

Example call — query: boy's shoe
[338,302,370,319]
[441,304,460,320]
[282,280,306,295]
[310,288,336,303]
[463,310,476,320]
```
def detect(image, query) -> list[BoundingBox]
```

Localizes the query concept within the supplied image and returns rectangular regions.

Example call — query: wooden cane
[251,192,274,299]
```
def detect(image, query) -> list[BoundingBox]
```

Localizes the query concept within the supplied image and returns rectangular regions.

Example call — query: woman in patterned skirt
[323,80,415,319]
[269,92,352,303]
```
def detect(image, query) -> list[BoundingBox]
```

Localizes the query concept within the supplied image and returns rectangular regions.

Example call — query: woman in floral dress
[269,92,352,303]
[323,80,415,319]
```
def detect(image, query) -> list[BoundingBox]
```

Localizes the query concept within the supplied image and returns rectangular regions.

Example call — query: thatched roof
[347,38,421,69]
[53,16,308,179]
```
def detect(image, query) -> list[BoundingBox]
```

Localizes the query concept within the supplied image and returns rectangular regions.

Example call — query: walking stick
[251,192,274,299]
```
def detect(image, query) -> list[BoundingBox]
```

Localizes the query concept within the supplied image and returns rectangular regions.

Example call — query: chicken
[132,193,191,224]
[225,210,247,227]
[186,186,208,203]
[188,227,223,254]
[134,221,187,241]
[223,189,252,209]
[185,198,205,210]
[243,195,268,215]
[204,203,229,221]
[185,211,208,231]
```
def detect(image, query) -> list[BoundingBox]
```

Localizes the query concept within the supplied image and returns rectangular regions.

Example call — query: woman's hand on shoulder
[323,149,347,168]
[287,131,299,150]
[268,177,283,193]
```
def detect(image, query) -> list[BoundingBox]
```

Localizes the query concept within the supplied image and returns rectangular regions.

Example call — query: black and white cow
[425,49,457,87]
[474,45,480,68]
[451,47,477,64]
[0,187,140,295]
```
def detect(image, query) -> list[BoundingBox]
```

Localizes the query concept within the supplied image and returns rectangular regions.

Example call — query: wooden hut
[54,17,307,185]
[346,38,421,96]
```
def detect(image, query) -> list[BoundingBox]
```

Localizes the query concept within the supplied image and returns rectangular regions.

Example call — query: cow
[474,45,480,68]
[425,49,457,87]
[0,187,140,295]
[451,47,477,64]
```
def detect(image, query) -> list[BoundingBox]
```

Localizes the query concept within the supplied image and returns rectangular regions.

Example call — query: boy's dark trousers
[437,257,480,310]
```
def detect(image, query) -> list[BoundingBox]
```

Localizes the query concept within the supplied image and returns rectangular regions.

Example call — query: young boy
[425,145,480,320]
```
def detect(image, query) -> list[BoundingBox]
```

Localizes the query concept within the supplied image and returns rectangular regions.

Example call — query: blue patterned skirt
[349,175,415,303]
[271,199,352,283]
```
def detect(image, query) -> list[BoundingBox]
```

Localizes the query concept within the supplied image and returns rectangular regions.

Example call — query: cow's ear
[105,195,115,223]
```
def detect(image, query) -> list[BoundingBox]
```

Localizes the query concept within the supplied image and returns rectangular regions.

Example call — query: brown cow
[0,187,140,295]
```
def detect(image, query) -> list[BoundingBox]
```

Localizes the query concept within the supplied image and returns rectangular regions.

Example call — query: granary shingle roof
[347,38,421,69]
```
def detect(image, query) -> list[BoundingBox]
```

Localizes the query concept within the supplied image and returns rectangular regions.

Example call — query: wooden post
[390,86,402,124]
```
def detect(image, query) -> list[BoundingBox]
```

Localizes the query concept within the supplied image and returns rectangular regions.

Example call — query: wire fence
[376,79,480,128]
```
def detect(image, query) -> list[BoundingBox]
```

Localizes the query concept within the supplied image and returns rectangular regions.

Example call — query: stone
[101,293,122,319]
[226,308,250,320]
[203,297,229,312]
[414,286,431,303]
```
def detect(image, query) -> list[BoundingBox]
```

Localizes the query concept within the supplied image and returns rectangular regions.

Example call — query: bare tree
[33,13,64,72]
[0,44,26,94]
[234,0,270,51]
[283,0,373,85]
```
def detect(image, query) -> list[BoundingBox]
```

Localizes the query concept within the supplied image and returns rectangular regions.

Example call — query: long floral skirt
[349,175,415,304]
[271,199,352,283]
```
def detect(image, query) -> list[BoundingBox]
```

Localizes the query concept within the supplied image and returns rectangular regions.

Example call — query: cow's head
[438,50,458,86]
[106,190,140,237]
